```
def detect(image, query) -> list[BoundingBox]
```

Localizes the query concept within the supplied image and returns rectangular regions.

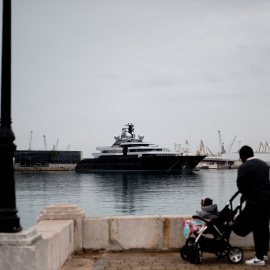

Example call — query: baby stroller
[180,191,245,264]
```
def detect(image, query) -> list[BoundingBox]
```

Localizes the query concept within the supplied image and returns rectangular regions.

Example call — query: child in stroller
[181,191,244,264]
[183,197,219,239]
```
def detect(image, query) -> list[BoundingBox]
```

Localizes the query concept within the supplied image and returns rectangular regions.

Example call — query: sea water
[15,170,238,229]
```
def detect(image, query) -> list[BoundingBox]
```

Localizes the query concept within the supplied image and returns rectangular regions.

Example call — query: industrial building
[14,150,82,167]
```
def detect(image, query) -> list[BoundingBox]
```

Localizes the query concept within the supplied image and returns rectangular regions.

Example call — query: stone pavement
[62,251,269,270]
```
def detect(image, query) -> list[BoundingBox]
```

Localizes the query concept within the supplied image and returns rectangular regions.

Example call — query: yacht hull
[75,155,205,172]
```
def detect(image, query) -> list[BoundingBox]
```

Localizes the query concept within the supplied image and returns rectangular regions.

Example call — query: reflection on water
[15,170,238,229]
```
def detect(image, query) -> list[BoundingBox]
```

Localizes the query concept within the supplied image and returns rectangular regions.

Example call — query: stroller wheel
[180,245,189,260]
[190,248,202,264]
[227,247,243,264]
[180,237,196,261]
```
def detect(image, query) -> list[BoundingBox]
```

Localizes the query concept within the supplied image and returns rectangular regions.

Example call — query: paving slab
[62,251,269,270]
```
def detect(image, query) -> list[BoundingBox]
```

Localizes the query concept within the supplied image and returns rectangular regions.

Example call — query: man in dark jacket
[237,145,270,266]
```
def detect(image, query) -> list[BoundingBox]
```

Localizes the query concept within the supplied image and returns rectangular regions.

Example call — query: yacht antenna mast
[126,123,134,137]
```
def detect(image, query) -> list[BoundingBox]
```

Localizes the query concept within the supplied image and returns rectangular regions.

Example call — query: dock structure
[14,150,82,169]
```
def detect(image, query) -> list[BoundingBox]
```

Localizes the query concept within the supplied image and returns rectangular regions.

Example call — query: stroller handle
[229,190,240,202]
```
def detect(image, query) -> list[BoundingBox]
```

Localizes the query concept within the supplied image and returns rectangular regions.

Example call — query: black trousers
[244,201,270,260]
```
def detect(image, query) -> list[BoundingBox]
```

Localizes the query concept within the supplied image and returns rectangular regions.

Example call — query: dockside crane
[206,146,215,157]
[218,131,226,154]
[67,144,70,151]
[28,131,33,150]
[43,135,47,150]
[196,140,207,156]
[256,141,264,152]
[227,136,237,153]
[264,141,270,152]
[256,141,270,152]
[55,139,59,151]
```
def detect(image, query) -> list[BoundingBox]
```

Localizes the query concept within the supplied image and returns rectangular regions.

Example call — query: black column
[0,0,22,233]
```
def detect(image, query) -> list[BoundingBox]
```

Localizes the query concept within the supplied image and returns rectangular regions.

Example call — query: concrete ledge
[0,228,42,246]
[82,215,254,252]
[230,232,254,248]
[110,215,160,251]
[0,209,258,270]
[30,220,74,270]
[37,204,85,252]
[83,217,110,251]
[0,229,48,270]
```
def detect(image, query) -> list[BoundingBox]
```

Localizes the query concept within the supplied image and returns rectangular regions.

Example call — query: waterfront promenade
[62,251,269,270]
[0,204,264,270]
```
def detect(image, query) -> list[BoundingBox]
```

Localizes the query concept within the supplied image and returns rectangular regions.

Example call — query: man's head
[239,145,254,163]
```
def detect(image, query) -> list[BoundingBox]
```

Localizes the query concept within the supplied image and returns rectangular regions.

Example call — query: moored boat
[75,123,205,172]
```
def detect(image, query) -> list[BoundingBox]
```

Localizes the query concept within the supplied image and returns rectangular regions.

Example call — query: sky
[1,0,270,158]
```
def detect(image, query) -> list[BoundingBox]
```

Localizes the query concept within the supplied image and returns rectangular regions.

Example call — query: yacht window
[142,154,175,156]
[102,150,122,153]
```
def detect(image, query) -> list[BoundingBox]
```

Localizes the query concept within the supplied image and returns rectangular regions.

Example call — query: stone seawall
[35,204,255,253]
[0,220,74,270]
[82,215,254,252]
[0,204,257,270]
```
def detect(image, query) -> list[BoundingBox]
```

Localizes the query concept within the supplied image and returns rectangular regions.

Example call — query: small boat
[75,123,205,172]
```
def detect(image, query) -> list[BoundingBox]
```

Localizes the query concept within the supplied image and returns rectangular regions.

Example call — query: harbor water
[15,170,239,229]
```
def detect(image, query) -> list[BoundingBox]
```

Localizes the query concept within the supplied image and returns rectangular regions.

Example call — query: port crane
[256,141,270,152]
[206,146,215,157]
[257,141,264,152]
[218,131,226,154]
[28,131,33,150]
[43,135,47,150]
[197,141,216,156]
[265,141,270,152]
[196,140,208,156]
[227,136,237,153]
[55,139,59,151]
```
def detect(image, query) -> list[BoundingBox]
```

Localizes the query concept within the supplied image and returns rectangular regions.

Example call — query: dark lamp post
[0,0,22,232]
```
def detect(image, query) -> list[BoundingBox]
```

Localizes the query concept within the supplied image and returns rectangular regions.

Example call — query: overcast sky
[1,0,270,157]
